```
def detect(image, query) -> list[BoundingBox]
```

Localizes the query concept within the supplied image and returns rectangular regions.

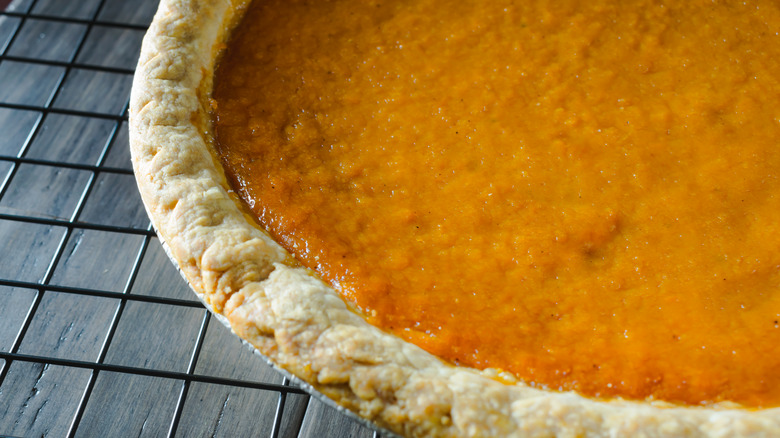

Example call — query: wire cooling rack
[0,0,383,436]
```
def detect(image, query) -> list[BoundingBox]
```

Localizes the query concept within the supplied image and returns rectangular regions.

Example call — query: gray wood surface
[0,0,385,436]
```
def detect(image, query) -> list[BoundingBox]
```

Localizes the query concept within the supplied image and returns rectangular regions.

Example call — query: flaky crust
[129,1,780,436]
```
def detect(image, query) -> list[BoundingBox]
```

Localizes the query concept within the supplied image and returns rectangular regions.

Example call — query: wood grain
[6,19,87,62]
[0,163,92,220]
[77,26,145,70]
[26,114,115,165]
[0,108,40,157]
[0,220,66,283]
[52,69,133,116]
[0,61,64,106]
[0,286,36,351]
[299,398,378,438]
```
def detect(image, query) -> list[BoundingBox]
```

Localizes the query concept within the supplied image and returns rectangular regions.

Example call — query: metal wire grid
[0,0,382,436]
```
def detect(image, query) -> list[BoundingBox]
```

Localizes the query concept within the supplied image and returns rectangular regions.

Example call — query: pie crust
[129,0,780,436]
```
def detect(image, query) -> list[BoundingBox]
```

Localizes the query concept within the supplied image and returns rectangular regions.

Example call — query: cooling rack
[0,0,382,436]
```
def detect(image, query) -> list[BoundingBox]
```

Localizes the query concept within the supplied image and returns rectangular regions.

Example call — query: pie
[129,0,780,436]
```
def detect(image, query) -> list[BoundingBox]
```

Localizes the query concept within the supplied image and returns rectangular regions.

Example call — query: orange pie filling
[212,0,780,407]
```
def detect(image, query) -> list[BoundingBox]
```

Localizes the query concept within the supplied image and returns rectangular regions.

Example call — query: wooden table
[0,0,384,436]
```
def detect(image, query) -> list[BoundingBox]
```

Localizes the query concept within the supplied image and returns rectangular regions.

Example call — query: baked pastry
[130,0,780,436]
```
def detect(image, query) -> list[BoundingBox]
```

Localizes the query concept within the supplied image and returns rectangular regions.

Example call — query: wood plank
[0,16,22,60]
[0,362,92,437]
[0,286,37,351]
[6,18,87,62]
[16,291,118,361]
[0,219,66,283]
[52,69,133,115]
[76,25,145,70]
[0,61,64,106]
[130,237,196,301]
[78,172,150,229]
[5,291,112,433]
[96,0,159,27]
[278,393,310,438]
[0,163,92,220]
[0,108,40,157]
[4,0,31,13]
[194,319,284,382]
[102,301,204,372]
[31,0,101,19]
[74,372,182,438]
[74,289,204,434]
[298,397,378,438]
[48,228,144,292]
[25,114,115,165]
[102,121,132,170]
[0,160,14,192]
[176,383,295,438]
[175,319,309,437]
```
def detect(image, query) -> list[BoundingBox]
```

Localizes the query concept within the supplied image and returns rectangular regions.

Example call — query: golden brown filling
[213,0,780,407]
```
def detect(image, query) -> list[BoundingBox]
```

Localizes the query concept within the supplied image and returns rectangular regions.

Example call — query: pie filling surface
[212,0,780,407]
